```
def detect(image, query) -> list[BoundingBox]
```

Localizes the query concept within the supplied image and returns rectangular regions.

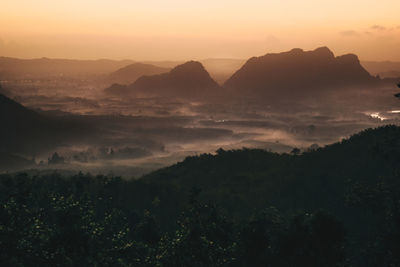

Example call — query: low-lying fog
[3,78,400,178]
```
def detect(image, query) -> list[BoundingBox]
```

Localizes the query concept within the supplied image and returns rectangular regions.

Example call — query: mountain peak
[288,48,304,54]
[313,46,335,58]
[169,61,208,75]
[336,54,360,64]
[224,47,377,96]
[106,61,220,98]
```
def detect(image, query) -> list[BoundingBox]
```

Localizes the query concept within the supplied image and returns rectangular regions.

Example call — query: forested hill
[144,125,399,213]
[2,125,400,266]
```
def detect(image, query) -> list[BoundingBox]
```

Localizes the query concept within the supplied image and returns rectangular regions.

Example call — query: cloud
[339,30,360,37]
[371,25,386,31]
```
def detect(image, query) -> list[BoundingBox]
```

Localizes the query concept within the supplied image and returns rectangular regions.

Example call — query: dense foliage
[1,125,400,266]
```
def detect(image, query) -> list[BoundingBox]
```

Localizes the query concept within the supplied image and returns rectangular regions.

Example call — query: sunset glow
[1,0,400,60]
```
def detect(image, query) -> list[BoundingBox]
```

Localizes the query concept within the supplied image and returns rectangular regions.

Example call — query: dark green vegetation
[2,125,400,266]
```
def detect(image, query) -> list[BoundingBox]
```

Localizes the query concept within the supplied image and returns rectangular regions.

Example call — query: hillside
[0,83,10,96]
[224,47,379,96]
[2,125,400,266]
[143,125,399,213]
[105,61,221,98]
[141,125,400,264]
[0,93,93,154]
[0,93,49,151]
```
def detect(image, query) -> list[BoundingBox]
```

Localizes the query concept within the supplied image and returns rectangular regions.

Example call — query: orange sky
[1,0,400,61]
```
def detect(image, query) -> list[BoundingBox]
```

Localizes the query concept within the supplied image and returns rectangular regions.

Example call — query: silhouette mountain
[0,94,93,154]
[0,83,10,97]
[0,93,49,152]
[395,83,400,98]
[0,93,46,131]
[105,61,221,98]
[224,47,379,96]
[108,63,170,84]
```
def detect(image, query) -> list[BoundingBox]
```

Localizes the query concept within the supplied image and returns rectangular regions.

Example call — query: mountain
[224,47,379,96]
[0,93,50,153]
[0,83,10,96]
[0,93,46,132]
[0,93,93,154]
[140,59,246,84]
[105,61,221,98]
[108,63,170,84]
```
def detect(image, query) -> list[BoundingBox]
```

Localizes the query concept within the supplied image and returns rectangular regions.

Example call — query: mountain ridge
[105,61,221,98]
[224,47,379,96]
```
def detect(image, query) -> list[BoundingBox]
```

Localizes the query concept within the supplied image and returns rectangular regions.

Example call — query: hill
[2,125,400,266]
[0,93,93,154]
[224,47,379,97]
[140,125,400,264]
[0,83,10,96]
[0,93,49,151]
[108,63,170,84]
[143,125,399,213]
[105,61,221,98]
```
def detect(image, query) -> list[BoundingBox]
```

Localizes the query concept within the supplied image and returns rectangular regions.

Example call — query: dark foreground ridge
[1,125,400,266]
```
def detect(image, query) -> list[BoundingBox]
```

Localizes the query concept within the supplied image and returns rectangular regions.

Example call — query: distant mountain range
[108,63,170,84]
[0,57,135,79]
[110,59,246,85]
[224,47,379,96]
[105,61,221,98]
[0,57,244,85]
[105,47,398,99]
[2,48,399,98]
[361,60,400,78]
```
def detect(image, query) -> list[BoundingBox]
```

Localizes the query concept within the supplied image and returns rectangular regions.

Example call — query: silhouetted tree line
[0,173,347,266]
[1,125,400,266]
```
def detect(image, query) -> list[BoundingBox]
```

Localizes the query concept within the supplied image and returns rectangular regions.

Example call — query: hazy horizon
[1,48,400,64]
[1,0,400,61]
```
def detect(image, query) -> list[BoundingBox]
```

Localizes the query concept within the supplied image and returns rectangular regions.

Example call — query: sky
[1,0,400,61]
